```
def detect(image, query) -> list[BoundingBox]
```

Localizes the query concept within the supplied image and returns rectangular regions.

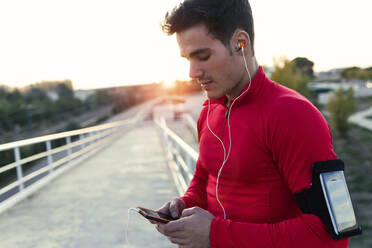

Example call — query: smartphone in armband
[137,207,175,224]
[320,170,359,236]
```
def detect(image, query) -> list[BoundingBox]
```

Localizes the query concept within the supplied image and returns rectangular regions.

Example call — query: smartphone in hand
[137,207,175,224]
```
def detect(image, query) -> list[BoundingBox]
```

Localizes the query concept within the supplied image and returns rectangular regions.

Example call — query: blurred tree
[95,90,113,105]
[55,97,83,115]
[25,87,48,102]
[29,79,73,92]
[292,57,314,79]
[56,83,74,98]
[341,67,360,80]
[0,86,27,130]
[327,86,356,138]
[340,67,372,80]
[6,89,22,102]
[270,57,310,97]
[0,98,12,130]
[367,67,372,80]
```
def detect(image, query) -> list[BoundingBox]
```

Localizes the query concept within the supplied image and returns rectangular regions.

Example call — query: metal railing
[0,118,136,214]
[155,116,199,196]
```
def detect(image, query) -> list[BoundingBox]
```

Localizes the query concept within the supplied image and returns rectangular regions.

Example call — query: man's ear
[230,29,251,55]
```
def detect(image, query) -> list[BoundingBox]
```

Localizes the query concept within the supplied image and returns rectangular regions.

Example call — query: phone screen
[137,207,174,223]
[320,171,357,234]
[141,208,173,220]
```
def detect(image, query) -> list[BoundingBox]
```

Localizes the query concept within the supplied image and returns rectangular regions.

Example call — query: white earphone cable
[207,46,252,219]
[206,100,228,219]
[125,207,140,247]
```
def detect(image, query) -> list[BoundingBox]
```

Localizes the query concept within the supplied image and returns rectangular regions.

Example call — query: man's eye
[199,55,210,61]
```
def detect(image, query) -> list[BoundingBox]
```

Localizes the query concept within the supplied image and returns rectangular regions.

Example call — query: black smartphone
[137,206,175,224]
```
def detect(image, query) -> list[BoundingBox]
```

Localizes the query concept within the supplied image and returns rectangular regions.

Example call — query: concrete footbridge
[0,92,368,248]
[0,94,204,248]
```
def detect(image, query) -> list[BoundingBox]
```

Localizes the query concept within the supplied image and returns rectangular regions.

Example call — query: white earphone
[206,39,252,219]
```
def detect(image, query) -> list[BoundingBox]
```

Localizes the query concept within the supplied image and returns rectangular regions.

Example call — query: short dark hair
[162,0,255,54]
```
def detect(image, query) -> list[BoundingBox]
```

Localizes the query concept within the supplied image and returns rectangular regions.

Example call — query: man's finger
[156,201,171,215]
[181,207,198,218]
[149,219,157,224]
[157,219,185,236]
[169,198,185,218]
[167,236,189,245]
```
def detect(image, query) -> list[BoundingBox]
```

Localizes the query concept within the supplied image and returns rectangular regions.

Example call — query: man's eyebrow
[185,48,211,59]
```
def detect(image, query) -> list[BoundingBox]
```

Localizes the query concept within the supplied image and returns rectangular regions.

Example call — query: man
[155,0,349,247]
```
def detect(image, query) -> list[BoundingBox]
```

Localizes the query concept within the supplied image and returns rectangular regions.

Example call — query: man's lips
[200,80,213,89]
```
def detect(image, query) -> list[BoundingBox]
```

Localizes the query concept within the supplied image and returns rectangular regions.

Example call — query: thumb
[169,198,185,219]
[181,207,199,218]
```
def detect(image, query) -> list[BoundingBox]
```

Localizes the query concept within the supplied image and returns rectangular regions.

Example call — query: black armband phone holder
[294,159,362,240]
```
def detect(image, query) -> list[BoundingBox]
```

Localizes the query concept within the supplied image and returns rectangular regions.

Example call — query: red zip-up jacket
[181,67,348,247]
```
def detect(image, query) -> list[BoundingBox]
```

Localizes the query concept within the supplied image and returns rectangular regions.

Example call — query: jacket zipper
[225,101,230,118]
[225,108,230,118]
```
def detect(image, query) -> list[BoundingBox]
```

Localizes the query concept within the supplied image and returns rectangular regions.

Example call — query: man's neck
[226,58,259,101]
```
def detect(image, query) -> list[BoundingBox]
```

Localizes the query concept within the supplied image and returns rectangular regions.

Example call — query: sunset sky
[0,0,371,90]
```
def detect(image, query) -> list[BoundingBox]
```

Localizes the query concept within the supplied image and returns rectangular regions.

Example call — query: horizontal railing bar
[156,117,198,195]
[155,119,198,162]
[0,179,19,196]
[167,155,188,195]
[0,162,17,174]
[0,131,106,175]
[0,134,110,196]
[172,148,194,181]
[0,119,132,152]
[183,113,198,135]
[34,133,110,177]
[0,125,116,175]
[0,155,70,195]
[21,162,57,186]
[20,138,94,184]
[18,151,49,168]
[47,130,107,156]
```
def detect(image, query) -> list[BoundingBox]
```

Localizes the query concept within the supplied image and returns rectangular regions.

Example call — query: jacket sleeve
[209,96,348,248]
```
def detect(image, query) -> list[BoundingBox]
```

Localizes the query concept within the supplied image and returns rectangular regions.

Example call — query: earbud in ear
[236,40,246,51]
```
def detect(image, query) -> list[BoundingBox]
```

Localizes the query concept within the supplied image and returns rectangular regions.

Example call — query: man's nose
[189,62,203,80]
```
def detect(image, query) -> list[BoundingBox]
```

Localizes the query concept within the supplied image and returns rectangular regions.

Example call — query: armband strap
[294,159,362,240]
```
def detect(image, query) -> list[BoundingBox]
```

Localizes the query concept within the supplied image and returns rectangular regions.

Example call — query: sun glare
[162,80,176,89]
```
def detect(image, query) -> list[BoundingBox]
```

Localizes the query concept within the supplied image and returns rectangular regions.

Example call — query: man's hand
[147,198,186,224]
[157,198,186,219]
[156,207,214,248]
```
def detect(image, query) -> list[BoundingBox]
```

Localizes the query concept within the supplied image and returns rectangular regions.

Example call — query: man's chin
[204,90,224,100]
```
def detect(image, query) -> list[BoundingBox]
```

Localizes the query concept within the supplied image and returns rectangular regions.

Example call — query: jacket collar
[203,66,267,106]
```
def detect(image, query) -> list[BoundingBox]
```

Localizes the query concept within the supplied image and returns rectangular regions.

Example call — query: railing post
[88,132,93,146]
[92,131,96,143]
[14,147,24,191]
[185,155,192,174]
[46,140,54,173]
[79,134,85,150]
[96,131,99,142]
[66,136,72,163]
